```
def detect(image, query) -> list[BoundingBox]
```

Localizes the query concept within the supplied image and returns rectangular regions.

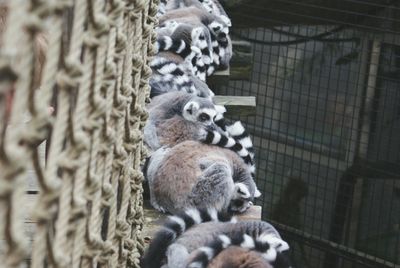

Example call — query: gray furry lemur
[144,91,256,175]
[141,207,292,268]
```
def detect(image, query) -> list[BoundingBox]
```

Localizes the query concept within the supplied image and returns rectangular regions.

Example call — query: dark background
[213,1,400,267]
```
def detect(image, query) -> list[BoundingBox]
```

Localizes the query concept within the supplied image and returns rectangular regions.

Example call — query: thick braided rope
[0,0,156,267]
[1,1,38,266]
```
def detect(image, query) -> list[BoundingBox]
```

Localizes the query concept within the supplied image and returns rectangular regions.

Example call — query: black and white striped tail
[203,119,256,174]
[225,121,255,161]
[186,232,291,268]
[141,208,235,268]
[203,129,254,172]
[156,36,192,59]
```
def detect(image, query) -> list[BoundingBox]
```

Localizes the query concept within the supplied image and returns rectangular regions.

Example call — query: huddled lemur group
[141,0,292,267]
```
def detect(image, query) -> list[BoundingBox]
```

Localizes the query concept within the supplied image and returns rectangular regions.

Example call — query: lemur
[150,52,214,99]
[156,22,213,79]
[141,207,236,268]
[198,0,232,27]
[186,232,291,268]
[161,0,231,28]
[143,91,255,174]
[158,6,232,73]
[145,140,260,215]
[142,209,291,268]
[202,246,274,268]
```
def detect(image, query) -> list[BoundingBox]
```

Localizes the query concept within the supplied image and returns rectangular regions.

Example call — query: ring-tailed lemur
[186,232,291,268]
[145,140,260,214]
[143,91,255,173]
[150,52,214,99]
[161,0,231,27]
[141,207,236,268]
[198,0,232,27]
[142,211,290,268]
[158,6,232,74]
[156,23,213,80]
[203,246,274,268]
[158,6,230,38]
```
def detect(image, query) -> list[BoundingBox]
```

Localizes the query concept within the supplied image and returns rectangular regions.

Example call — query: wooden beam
[230,39,252,80]
[206,68,230,88]
[213,95,256,116]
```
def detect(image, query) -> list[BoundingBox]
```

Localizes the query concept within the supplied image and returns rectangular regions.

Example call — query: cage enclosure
[212,0,400,267]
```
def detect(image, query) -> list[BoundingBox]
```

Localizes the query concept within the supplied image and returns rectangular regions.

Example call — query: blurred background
[211,1,400,267]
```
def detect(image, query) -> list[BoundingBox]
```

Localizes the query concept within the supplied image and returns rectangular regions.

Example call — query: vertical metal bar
[345,38,381,261]
[324,38,382,268]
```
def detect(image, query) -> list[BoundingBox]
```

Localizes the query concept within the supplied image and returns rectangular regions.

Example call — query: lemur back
[143,215,291,268]
[146,141,258,214]
[206,246,273,268]
[141,207,236,268]
[150,53,214,99]
[144,91,256,174]
[186,230,291,268]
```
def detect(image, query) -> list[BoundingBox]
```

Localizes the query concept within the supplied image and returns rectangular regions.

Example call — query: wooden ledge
[206,68,230,87]
[213,95,256,116]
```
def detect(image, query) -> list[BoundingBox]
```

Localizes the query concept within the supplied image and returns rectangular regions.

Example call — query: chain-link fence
[216,1,400,267]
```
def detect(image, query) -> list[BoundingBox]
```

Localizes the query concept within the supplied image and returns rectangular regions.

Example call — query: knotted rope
[0,0,156,267]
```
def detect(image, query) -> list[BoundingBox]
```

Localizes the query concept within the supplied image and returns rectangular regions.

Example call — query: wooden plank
[206,68,230,88]
[213,95,256,116]
[207,39,253,86]
[142,201,167,246]
[23,194,38,223]
[230,40,252,80]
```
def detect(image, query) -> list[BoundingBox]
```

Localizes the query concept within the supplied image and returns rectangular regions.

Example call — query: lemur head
[208,21,229,36]
[229,182,262,213]
[182,98,218,127]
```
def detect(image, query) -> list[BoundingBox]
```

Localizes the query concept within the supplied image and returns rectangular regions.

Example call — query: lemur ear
[184,101,200,115]
[254,188,262,198]
[235,183,251,198]
[220,15,232,27]
[214,105,226,114]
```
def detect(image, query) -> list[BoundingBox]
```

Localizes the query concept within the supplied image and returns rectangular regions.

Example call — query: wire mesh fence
[215,1,400,267]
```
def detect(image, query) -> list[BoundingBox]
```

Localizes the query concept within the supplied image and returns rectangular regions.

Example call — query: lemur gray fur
[142,212,290,268]
[186,231,291,268]
[204,246,274,268]
[158,6,229,41]
[150,52,214,99]
[198,0,232,27]
[145,140,260,215]
[141,207,236,268]
[143,91,255,174]
[155,22,213,80]
[161,0,231,27]
[158,6,232,72]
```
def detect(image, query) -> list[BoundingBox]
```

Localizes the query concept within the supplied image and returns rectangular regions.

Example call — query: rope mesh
[0,0,157,267]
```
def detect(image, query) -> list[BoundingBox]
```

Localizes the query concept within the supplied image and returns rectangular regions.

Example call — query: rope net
[0,0,157,267]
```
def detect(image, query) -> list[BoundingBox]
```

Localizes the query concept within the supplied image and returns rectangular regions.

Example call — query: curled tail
[156,36,193,59]
[204,130,252,162]
[187,232,291,268]
[202,122,256,175]
[225,121,255,161]
[141,207,235,268]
